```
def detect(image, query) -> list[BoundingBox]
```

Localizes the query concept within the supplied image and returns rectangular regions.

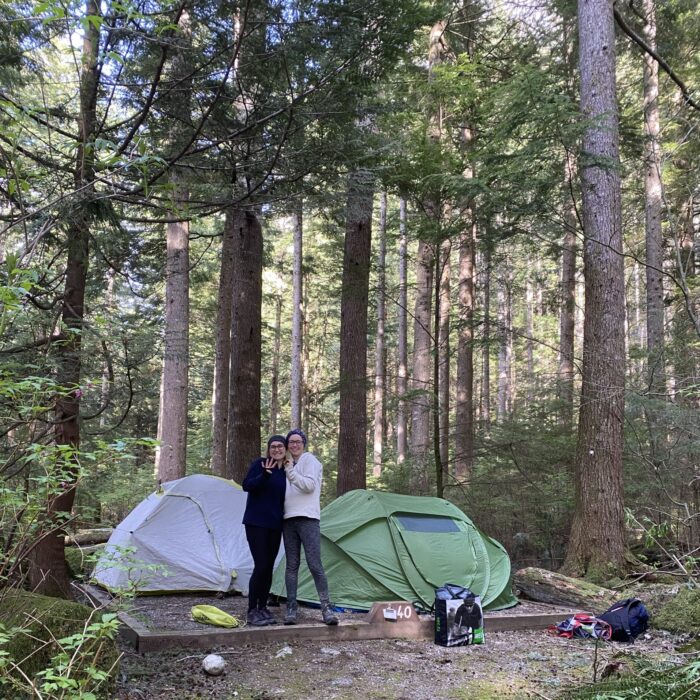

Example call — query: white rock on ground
[202,654,226,676]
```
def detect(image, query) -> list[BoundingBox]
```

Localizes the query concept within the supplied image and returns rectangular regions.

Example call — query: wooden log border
[75,584,571,653]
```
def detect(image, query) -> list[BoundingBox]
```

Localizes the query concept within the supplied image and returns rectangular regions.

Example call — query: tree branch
[613,3,700,112]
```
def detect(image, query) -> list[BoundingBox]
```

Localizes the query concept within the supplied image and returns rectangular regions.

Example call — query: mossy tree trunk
[562,0,626,579]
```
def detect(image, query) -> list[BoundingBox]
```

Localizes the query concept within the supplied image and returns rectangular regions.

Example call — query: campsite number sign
[382,603,413,622]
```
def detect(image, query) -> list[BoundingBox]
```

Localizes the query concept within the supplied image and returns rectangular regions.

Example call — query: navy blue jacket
[242,457,286,530]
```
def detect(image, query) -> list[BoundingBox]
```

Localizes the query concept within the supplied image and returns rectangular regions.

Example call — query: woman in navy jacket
[242,435,287,626]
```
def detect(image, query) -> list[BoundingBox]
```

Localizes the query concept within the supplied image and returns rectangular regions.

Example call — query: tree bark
[155,7,193,484]
[642,0,666,394]
[438,238,451,473]
[211,207,236,477]
[563,0,626,577]
[497,266,512,421]
[337,170,374,496]
[29,0,100,598]
[558,208,577,427]
[99,269,116,429]
[291,200,304,429]
[410,239,435,493]
[455,214,475,480]
[396,197,409,467]
[227,210,263,484]
[155,183,190,484]
[269,292,283,435]
[525,276,535,401]
[481,243,492,428]
[372,190,387,479]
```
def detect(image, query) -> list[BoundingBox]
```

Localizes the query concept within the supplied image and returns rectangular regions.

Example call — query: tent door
[389,514,490,602]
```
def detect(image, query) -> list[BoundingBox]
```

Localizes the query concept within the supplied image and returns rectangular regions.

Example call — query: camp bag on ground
[434,585,484,646]
[598,598,649,642]
[191,604,240,628]
[549,613,612,640]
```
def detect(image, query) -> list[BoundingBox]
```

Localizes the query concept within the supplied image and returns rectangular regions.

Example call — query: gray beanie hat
[286,428,307,447]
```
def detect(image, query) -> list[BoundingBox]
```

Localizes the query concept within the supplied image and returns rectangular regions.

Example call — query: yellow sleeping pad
[191,604,240,628]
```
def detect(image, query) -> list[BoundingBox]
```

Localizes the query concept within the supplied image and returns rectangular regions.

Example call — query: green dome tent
[271,489,517,611]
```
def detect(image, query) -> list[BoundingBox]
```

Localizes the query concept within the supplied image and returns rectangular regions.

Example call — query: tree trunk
[455,213,475,480]
[632,260,645,376]
[291,200,304,428]
[155,7,193,484]
[434,258,443,498]
[641,0,668,473]
[337,170,374,496]
[396,197,409,467]
[410,240,435,493]
[155,182,190,484]
[302,272,311,433]
[29,0,100,598]
[211,207,236,477]
[563,0,626,577]
[372,191,387,479]
[269,293,283,435]
[525,276,535,401]
[643,0,666,394]
[497,267,512,422]
[99,269,116,429]
[227,210,263,484]
[438,238,451,473]
[672,195,698,397]
[481,243,491,428]
[559,205,577,427]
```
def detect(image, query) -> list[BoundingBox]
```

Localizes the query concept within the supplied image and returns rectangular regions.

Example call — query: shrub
[0,588,120,698]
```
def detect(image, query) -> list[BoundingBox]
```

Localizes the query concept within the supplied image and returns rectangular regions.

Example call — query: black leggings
[245,525,282,611]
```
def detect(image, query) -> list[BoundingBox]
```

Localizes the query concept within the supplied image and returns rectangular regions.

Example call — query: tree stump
[514,567,617,611]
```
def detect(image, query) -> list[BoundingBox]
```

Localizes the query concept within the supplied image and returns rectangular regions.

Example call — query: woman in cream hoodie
[282,428,338,626]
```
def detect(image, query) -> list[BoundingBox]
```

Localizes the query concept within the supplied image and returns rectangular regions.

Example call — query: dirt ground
[109,594,686,700]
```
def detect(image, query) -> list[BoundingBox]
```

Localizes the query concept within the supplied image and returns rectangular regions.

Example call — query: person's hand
[263,457,276,474]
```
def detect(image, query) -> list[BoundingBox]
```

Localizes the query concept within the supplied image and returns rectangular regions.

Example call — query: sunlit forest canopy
[1,0,700,600]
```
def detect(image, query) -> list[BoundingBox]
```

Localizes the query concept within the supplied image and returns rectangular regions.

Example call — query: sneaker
[321,603,338,626]
[284,602,298,625]
[246,608,267,626]
[259,607,277,625]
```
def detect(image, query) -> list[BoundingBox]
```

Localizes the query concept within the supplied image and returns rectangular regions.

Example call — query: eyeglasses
[288,439,304,445]
[269,444,286,450]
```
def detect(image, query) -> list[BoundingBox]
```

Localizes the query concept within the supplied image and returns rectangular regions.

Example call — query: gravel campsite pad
[111,594,685,699]
[119,592,579,630]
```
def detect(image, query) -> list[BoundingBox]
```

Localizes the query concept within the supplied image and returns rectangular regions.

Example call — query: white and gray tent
[94,474,276,594]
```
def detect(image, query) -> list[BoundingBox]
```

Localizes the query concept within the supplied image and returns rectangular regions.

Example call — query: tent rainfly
[271,489,517,611]
[94,474,275,594]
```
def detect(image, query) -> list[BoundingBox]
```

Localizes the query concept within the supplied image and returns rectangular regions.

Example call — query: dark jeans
[245,525,282,611]
[282,516,329,604]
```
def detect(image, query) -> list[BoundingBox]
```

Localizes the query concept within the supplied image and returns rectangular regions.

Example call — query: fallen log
[64,528,113,546]
[514,567,617,611]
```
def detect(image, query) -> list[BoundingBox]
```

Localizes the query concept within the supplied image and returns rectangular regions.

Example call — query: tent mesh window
[394,514,461,533]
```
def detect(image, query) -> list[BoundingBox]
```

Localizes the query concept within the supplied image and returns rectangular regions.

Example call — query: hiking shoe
[321,603,338,626]
[246,608,267,626]
[259,607,277,625]
[284,602,298,625]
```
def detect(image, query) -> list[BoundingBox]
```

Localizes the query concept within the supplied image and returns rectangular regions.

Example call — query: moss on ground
[653,587,700,634]
[65,543,105,580]
[0,588,119,696]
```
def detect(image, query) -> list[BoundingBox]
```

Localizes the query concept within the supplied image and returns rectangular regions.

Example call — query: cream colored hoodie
[283,451,322,520]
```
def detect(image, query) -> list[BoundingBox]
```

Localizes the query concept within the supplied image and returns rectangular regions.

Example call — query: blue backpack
[598,598,649,642]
